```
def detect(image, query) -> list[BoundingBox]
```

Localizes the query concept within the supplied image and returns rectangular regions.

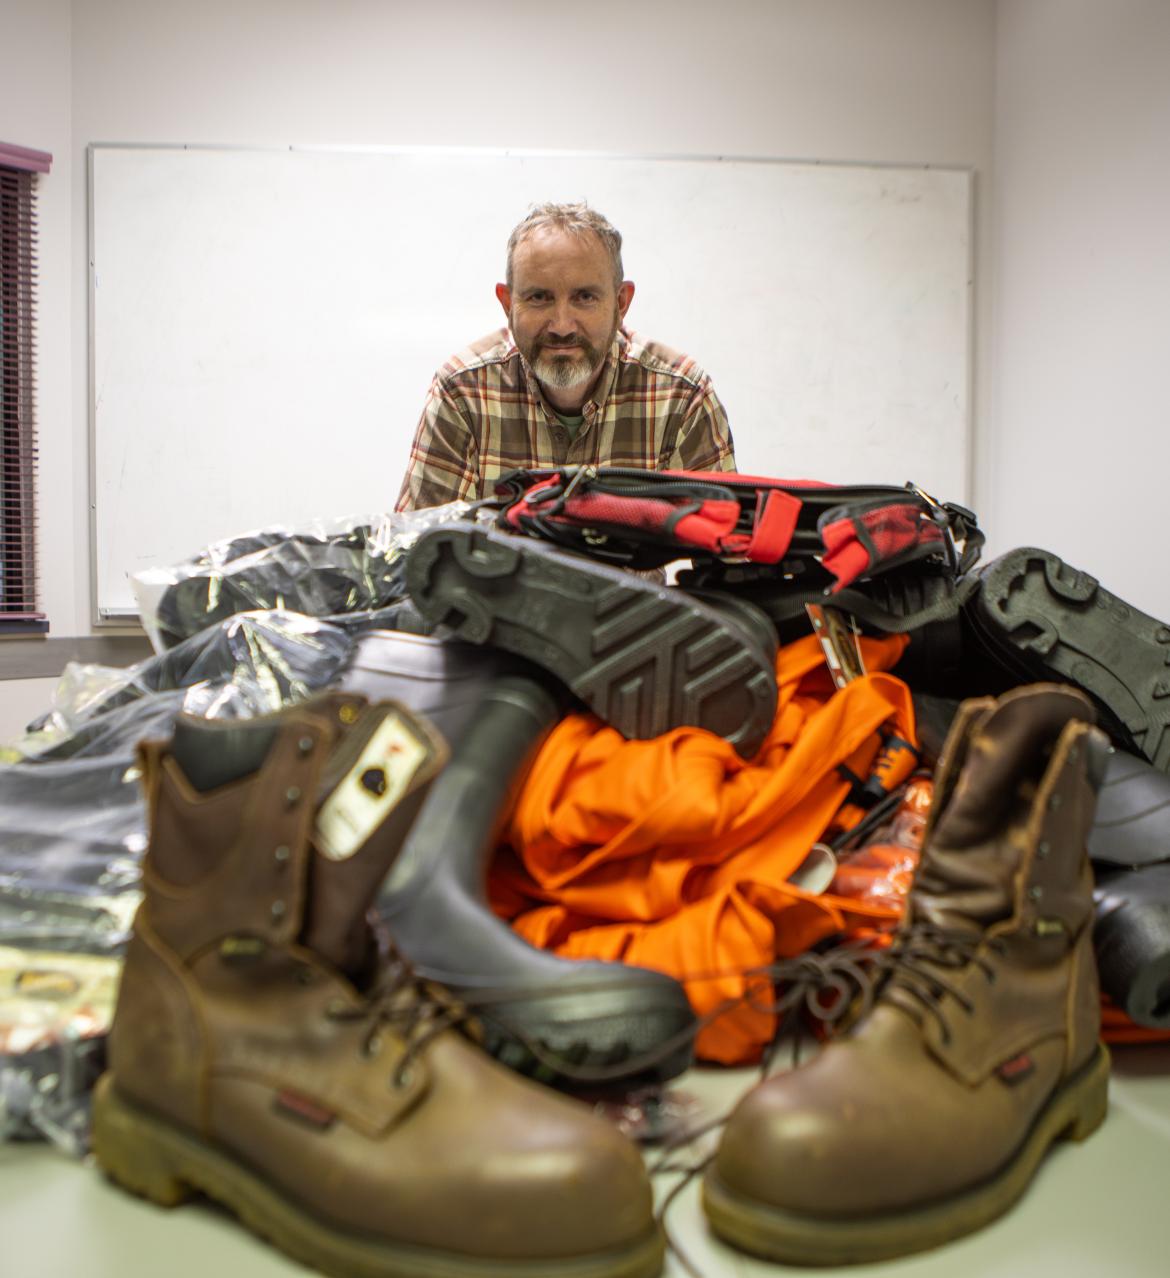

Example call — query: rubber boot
[338,631,697,1083]
[966,547,1170,771]
[704,683,1111,1266]
[404,521,779,758]
[1089,747,1170,1025]
[91,691,663,1278]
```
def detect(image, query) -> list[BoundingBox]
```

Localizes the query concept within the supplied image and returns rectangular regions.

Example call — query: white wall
[989,0,1170,616]
[0,678,60,744]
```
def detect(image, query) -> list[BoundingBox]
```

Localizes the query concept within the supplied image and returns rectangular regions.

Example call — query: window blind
[0,141,51,631]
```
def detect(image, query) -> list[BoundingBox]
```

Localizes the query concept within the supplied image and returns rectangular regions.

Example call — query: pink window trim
[0,142,52,173]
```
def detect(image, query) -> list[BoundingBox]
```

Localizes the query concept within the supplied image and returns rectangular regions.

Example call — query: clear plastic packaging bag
[0,947,118,1156]
[17,610,357,762]
[131,504,471,653]
[830,775,934,911]
[0,612,366,1156]
[1,612,361,956]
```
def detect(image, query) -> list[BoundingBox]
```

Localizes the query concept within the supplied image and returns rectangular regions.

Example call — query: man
[396,202,737,511]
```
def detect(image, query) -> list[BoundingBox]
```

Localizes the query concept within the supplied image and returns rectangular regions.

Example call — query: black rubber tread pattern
[405,523,778,758]
[473,993,697,1087]
[968,548,1170,773]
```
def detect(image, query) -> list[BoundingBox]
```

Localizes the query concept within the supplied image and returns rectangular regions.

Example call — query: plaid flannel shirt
[395,326,736,511]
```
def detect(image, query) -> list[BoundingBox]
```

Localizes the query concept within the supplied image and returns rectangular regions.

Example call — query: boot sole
[701,1043,1110,1266]
[969,548,1170,771]
[91,1074,664,1278]
[471,979,697,1085]
[405,523,777,758]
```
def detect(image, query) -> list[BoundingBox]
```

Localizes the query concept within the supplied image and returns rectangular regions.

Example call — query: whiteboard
[89,146,972,619]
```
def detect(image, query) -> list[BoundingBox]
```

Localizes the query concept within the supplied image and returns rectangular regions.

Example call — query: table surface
[4,1043,1170,1278]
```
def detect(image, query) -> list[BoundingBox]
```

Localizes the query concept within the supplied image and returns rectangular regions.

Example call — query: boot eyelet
[297,735,315,755]
[393,1066,415,1090]
[1037,841,1050,859]
[270,900,287,921]
[1028,885,1043,901]
[1049,793,1062,811]
[362,1033,384,1059]
[274,844,291,864]
[285,786,302,806]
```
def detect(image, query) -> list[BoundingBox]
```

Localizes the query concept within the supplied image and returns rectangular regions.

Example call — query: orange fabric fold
[490,633,914,1064]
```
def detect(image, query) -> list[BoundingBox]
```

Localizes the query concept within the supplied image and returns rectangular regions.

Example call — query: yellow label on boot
[314,710,430,862]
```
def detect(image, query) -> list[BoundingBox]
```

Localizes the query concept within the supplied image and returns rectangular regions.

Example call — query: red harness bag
[493,466,982,592]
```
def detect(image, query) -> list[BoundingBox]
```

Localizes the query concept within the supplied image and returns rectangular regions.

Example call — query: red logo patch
[996,1053,1036,1084]
[274,1089,336,1130]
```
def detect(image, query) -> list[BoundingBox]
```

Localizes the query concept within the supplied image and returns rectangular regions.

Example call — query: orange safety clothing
[490,633,914,1064]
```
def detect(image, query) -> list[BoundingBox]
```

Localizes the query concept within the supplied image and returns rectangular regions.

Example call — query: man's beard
[532,344,600,390]
[521,313,618,390]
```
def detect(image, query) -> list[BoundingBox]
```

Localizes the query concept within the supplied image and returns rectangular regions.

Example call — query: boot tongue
[300,699,447,982]
[907,687,1092,934]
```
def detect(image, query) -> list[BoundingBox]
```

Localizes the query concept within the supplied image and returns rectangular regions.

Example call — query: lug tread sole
[91,1074,665,1278]
[972,548,1170,772]
[406,524,776,756]
[701,1044,1110,1267]
[472,994,697,1085]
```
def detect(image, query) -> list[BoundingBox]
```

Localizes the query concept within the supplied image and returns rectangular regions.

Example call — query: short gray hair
[505,202,625,290]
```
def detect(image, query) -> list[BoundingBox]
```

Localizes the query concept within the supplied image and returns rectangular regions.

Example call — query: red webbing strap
[665,499,745,553]
[503,477,743,554]
[744,487,803,563]
[820,501,944,590]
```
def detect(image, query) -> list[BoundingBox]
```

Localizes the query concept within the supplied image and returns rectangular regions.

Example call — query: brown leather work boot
[92,691,663,1278]
[703,684,1111,1266]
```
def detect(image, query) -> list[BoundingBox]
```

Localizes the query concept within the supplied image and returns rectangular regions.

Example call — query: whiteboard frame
[87,143,975,627]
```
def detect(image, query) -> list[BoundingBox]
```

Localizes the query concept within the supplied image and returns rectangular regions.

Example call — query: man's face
[496,228,634,393]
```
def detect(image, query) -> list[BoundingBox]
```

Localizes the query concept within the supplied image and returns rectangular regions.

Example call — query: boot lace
[873,921,1005,1045]
[324,956,471,1087]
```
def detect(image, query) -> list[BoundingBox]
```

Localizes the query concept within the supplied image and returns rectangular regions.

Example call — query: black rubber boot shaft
[336,630,697,1084]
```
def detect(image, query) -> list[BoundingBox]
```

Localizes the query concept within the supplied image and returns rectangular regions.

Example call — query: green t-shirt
[553,410,586,440]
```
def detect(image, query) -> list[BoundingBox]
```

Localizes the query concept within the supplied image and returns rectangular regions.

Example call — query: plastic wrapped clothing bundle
[2,611,359,956]
[0,947,117,1155]
[0,611,365,1155]
[19,610,358,763]
[131,503,472,652]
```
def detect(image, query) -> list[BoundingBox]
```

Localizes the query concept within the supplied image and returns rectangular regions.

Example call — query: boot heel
[91,1074,194,1207]
[1062,1047,1111,1142]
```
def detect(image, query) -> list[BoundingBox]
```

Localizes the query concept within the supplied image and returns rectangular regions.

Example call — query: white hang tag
[314,711,430,862]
